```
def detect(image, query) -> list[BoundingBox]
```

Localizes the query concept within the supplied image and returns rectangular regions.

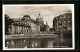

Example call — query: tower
[36,13,44,26]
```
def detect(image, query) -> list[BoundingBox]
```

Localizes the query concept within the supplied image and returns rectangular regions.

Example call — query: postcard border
[2,4,75,50]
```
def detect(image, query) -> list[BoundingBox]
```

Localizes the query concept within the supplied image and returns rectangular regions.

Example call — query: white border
[3,4,75,50]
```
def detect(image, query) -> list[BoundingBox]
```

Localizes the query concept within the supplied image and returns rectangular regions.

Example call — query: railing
[5,34,58,40]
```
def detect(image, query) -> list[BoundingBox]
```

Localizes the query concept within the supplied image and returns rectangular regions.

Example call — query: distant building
[36,13,49,32]
[53,13,72,31]
[36,13,44,26]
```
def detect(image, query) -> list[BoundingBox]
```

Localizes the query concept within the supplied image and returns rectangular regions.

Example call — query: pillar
[11,24,15,34]
[15,25,16,34]
[19,26,21,34]
[17,26,19,34]
[16,26,18,34]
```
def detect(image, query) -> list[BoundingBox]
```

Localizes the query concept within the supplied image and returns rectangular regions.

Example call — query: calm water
[5,34,72,48]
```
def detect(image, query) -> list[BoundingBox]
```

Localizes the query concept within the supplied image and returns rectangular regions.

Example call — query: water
[5,33,72,48]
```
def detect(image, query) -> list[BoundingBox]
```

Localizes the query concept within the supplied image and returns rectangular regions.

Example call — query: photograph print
[3,4,75,50]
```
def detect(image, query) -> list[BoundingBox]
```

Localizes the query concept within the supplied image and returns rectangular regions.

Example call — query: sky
[4,4,73,28]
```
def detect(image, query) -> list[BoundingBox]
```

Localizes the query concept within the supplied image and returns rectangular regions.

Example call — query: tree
[49,28,54,31]
[40,24,46,31]
[5,14,13,35]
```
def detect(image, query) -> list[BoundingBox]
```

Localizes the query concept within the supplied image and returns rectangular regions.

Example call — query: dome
[36,13,43,21]
[22,15,31,21]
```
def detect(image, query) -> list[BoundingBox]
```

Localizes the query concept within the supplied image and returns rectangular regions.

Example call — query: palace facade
[7,13,49,35]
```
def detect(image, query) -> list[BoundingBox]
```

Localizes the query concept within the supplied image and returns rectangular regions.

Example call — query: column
[24,27,26,33]
[23,26,24,34]
[15,25,16,34]
[11,24,15,34]
[22,26,24,34]
[18,26,20,34]
[19,26,21,34]
[16,26,18,34]
[18,26,20,33]
[21,26,23,34]
[20,26,22,34]
[21,26,22,34]
[17,26,19,34]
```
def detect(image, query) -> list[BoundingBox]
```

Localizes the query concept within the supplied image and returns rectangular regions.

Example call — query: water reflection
[5,33,72,48]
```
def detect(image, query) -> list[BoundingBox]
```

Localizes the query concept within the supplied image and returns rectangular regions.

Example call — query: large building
[53,12,72,31]
[8,15,40,34]
[52,12,72,47]
[6,13,49,35]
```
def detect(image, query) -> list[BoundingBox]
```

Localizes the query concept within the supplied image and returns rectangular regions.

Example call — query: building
[7,13,49,35]
[8,15,40,34]
[53,12,72,31]
[36,13,44,26]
